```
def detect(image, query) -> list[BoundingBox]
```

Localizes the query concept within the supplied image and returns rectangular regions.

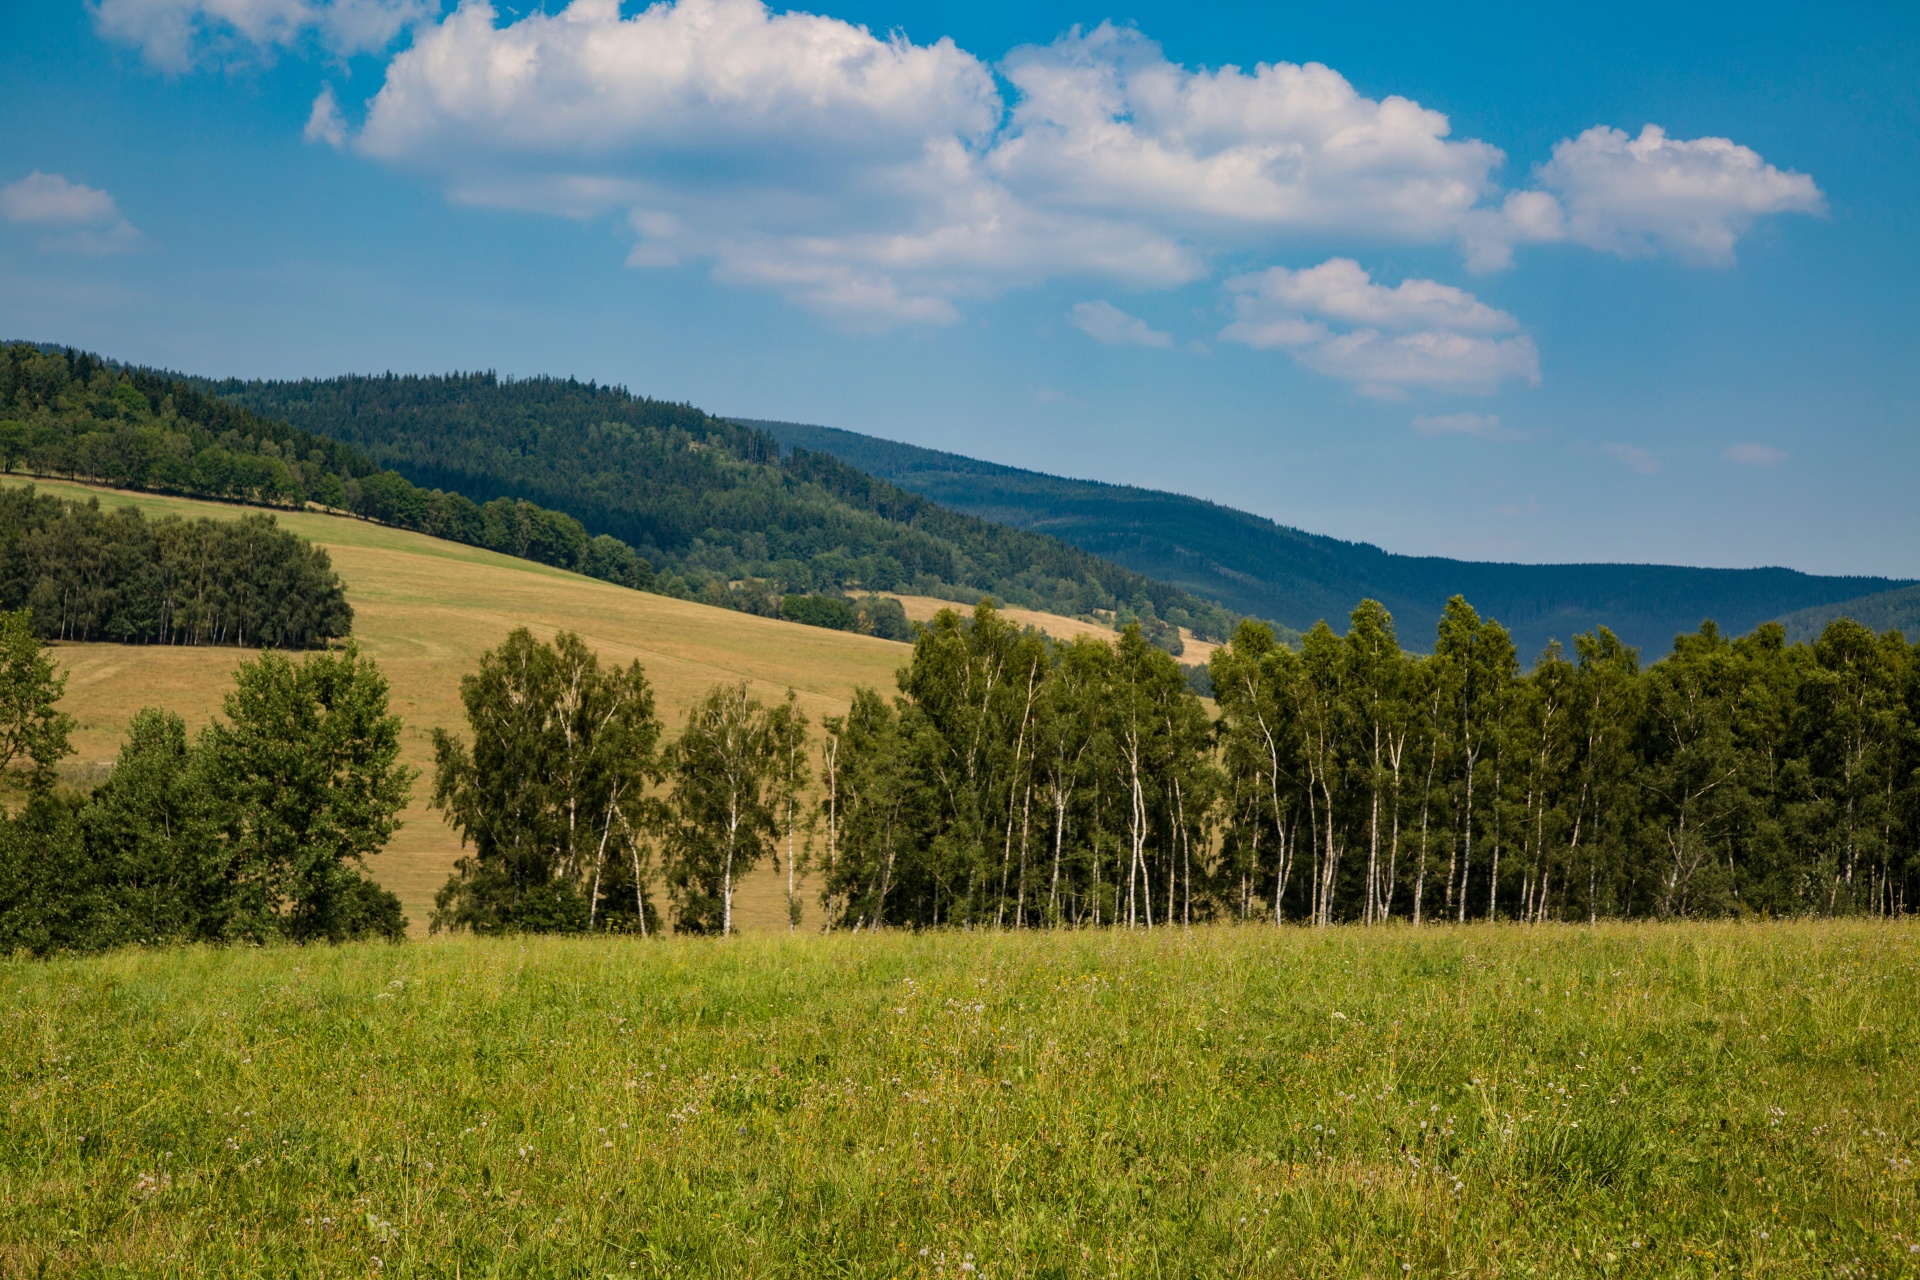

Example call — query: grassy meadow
[3,921,1916,1277]
[5,477,914,932]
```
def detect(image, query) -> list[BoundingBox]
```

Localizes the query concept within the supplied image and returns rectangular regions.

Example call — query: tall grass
[3,922,1916,1277]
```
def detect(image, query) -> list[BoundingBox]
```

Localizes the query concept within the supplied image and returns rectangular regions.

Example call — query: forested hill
[1777,584,1920,643]
[214,374,1237,642]
[746,420,1910,656]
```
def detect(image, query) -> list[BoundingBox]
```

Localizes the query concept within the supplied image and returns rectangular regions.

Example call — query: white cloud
[990,24,1505,248]
[1723,442,1787,467]
[304,84,347,148]
[1413,411,1505,437]
[0,172,143,254]
[1221,260,1538,397]
[92,0,433,71]
[1516,125,1825,265]
[1601,442,1661,475]
[1235,257,1517,333]
[1070,300,1172,348]
[109,0,1826,323]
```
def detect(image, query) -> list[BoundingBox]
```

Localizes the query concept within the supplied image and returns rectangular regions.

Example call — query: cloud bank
[91,0,1828,398]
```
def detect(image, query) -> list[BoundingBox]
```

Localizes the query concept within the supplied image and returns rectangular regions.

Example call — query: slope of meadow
[2,922,1914,1277]
[7,478,909,932]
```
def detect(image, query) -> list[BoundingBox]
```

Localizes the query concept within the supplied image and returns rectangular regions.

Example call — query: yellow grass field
[887,593,1219,663]
[7,478,913,934]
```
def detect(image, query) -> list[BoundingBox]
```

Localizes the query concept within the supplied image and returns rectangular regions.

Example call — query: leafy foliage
[0,484,350,647]
[662,683,799,935]
[0,633,411,954]
[817,596,1920,928]
[431,628,663,936]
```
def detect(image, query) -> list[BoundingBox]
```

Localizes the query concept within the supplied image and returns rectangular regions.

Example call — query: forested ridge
[751,418,1912,656]
[217,372,1236,646]
[0,343,656,595]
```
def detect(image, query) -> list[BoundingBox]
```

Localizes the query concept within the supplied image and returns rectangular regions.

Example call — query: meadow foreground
[3,922,1916,1278]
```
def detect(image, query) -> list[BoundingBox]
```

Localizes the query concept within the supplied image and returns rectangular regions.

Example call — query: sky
[2,1,1916,577]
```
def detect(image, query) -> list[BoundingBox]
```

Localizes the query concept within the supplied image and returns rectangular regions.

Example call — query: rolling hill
[1775,583,1920,643]
[748,420,1913,657]
[211,371,1236,645]
[13,477,914,934]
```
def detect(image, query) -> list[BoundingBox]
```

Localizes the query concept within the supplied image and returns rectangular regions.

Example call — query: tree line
[11,590,1913,957]
[817,598,1920,927]
[427,598,1920,937]
[0,614,412,955]
[0,485,351,647]
[0,344,656,595]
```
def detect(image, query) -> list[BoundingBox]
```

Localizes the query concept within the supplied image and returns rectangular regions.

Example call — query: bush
[780,593,859,631]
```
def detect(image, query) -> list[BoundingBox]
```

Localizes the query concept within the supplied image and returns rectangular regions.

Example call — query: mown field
[5,477,914,933]
[3,922,1915,1277]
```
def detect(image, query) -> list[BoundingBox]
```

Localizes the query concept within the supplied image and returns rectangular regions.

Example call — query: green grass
[4,922,1917,1277]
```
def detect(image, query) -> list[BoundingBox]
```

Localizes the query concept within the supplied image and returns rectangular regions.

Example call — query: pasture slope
[7,478,914,933]
[2,922,1915,1276]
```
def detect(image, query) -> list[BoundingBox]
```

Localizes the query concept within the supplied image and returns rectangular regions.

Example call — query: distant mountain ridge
[1776,584,1920,644]
[743,420,1912,656]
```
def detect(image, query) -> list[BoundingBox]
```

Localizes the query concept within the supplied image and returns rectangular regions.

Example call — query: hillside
[749,420,1912,656]
[1776,583,1920,643]
[13,478,909,933]
[212,372,1235,645]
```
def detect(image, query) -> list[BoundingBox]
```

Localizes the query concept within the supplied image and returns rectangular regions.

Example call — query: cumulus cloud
[106,0,1825,323]
[1479,125,1826,267]
[92,0,433,71]
[1070,300,1172,347]
[990,24,1504,246]
[1601,442,1661,475]
[1723,442,1787,467]
[1221,260,1538,397]
[0,172,143,254]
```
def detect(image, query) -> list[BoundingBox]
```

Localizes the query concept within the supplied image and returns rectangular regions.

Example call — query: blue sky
[2,0,1916,576]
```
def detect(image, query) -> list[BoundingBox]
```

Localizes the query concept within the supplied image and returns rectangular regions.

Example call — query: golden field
[9,478,911,933]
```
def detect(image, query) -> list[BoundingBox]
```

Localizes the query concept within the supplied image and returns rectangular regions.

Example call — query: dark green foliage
[432,629,663,936]
[0,343,654,594]
[780,593,858,631]
[0,634,412,955]
[818,596,1920,931]
[199,645,413,943]
[0,606,76,791]
[0,484,350,646]
[819,604,1218,930]
[751,418,1910,657]
[216,372,1237,638]
[853,594,912,641]
[662,683,795,935]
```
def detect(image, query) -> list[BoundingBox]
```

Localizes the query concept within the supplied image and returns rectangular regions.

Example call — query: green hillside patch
[3,922,1915,1276]
[215,371,1236,646]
